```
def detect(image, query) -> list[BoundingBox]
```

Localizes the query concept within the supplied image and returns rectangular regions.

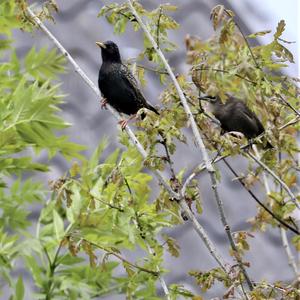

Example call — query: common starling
[201,95,273,148]
[96,40,159,128]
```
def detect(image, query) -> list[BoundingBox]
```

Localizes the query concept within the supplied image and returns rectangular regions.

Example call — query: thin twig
[278,152,300,276]
[182,115,300,197]
[127,0,213,172]
[84,239,159,276]
[159,133,176,178]
[193,66,256,85]
[224,9,259,69]
[222,10,300,120]
[208,171,254,291]
[222,158,299,235]
[252,144,270,195]
[246,151,300,210]
[45,240,63,300]
[125,178,171,299]
[276,93,300,117]
[136,64,168,75]
[156,6,163,49]
[127,1,253,293]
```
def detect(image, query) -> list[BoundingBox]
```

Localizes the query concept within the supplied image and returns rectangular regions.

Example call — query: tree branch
[246,151,300,210]
[281,228,299,275]
[26,5,234,289]
[183,115,300,204]
[222,158,299,235]
[222,9,300,118]
[127,0,253,292]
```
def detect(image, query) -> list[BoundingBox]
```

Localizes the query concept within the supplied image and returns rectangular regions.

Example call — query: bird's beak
[96,42,106,49]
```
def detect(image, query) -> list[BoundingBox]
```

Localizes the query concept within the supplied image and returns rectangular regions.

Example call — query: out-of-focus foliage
[0,0,84,298]
[1,0,299,299]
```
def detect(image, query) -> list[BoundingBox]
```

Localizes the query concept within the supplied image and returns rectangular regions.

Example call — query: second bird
[201,95,273,148]
[96,40,159,128]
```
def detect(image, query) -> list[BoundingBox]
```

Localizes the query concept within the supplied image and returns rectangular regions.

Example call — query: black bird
[201,95,273,148]
[96,40,159,128]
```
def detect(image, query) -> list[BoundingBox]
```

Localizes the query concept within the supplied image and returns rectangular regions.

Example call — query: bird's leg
[100,98,108,110]
[118,114,137,130]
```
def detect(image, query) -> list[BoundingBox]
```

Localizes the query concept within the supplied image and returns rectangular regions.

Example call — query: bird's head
[96,40,121,63]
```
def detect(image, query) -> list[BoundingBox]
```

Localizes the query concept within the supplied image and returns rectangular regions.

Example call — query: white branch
[127,0,213,172]
[281,228,299,277]
[127,1,253,293]
[26,6,232,284]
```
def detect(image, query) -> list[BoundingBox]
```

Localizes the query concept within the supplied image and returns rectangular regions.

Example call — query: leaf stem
[83,239,159,276]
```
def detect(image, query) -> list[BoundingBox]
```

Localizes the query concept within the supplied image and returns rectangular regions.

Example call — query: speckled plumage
[97,41,159,117]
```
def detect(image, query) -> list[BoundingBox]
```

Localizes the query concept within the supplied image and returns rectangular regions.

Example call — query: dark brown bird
[96,40,159,128]
[201,95,273,148]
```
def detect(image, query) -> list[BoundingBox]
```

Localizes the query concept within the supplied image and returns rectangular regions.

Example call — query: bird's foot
[100,98,108,110]
[118,119,128,130]
[226,131,245,139]
[118,114,137,130]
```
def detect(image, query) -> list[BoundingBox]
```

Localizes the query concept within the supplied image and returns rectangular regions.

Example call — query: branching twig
[222,158,299,235]
[127,1,213,173]
[222,9,300,119]
[182,115,300,200]
[246,151,300,210]
[84,239,159,276]
[44,240,63,300]
[193,66,256,85]
[125,178,171,299]
[127,0,253,292]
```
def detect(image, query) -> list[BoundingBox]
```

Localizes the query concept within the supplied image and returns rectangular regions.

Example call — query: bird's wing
[120,64,144,100]
[235,103,265,133]
[120,64,159,114]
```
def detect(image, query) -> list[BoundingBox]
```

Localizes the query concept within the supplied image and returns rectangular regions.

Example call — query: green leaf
[15,276,24,300]
[274,20,285,39]
[247,30,271,38]
[163,235,180,257]
[88,138,108,170]
[53,210,64,240]
[24,255,43,287]
[24,47,65,79]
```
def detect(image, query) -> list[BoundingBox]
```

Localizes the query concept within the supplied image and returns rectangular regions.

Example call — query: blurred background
[13,0,299,298]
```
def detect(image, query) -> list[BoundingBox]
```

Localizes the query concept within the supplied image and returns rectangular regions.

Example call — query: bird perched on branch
[96,40,159,129]
[200,95,273,148]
